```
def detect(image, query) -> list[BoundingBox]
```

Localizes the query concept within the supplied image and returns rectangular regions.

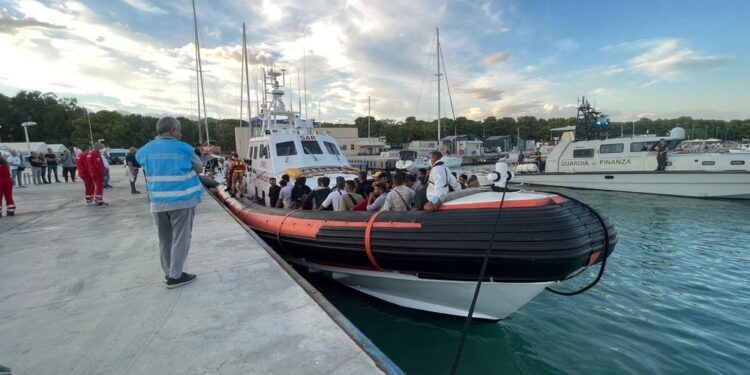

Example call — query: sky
[1,0,749,123]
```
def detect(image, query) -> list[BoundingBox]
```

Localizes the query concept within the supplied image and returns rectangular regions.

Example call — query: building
[483,135,526,152]
[440,135,483,155]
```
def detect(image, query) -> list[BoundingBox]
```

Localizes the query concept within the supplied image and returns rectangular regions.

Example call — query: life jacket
[231,159,246,174]
[136,138,203,204]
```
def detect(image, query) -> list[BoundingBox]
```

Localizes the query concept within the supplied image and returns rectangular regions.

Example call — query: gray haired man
[136,117,204,288]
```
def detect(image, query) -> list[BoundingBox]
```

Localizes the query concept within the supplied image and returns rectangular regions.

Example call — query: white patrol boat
[512,100,750,199]
[395,149,462,172]
[244,68,359,205]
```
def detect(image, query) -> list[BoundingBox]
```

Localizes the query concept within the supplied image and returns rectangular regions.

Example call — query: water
[299,185,750,374]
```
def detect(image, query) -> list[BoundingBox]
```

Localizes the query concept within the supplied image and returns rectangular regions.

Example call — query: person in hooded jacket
[86,143,108,207]
[425,150,461,210]
[76,147,94,205]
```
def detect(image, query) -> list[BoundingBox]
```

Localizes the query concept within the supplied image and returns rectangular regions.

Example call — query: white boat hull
[396,156,462,172]
[291,259,552,321]
[512,171,750,199]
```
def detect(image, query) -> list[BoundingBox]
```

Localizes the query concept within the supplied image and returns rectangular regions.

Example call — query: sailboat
[396,28,463,171]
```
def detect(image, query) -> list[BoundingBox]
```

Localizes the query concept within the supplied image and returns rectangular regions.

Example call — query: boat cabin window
[302,140,323,155]
[702,161,715,166]
[342,144,347,151]
[259,144,269,159]
[600,143,624,154]
[630,142,654,152]
[276,141,297,156]
[323,141,340,155]
[251,146,258,159]
[731,160,745,165]
[573,149,594,158]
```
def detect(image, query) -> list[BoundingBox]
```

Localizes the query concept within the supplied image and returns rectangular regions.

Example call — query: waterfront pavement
[0,170,389,374]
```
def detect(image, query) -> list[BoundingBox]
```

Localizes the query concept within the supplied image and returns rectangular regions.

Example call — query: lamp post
[21,121,38,156]
[86,108,94,147]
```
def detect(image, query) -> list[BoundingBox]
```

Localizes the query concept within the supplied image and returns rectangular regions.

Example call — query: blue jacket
[136,137,203,208]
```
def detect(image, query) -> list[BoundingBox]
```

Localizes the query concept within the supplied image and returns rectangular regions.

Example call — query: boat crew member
[228,153,246,197]
[267,177,280,207]
[76,147,94,204]
[656,138,668,171]
[382,172,414,212]
[356,170,374,197]
[318,176,344,211]
[426,150,462,208]
[86,143,108,207]
[136,116,204,289]
[337,180,364,211]
[0,156,15,217]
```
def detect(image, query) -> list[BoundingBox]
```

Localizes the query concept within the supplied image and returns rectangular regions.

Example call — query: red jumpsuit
[76,151,94,203]
[86,150,106,205]
[0,163,15,216]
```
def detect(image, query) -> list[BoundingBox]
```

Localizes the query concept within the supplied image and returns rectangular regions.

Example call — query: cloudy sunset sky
[1,0,748,123]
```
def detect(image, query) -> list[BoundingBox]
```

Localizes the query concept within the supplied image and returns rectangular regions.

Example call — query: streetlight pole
[21,121,38,155]
[86,109,94,147]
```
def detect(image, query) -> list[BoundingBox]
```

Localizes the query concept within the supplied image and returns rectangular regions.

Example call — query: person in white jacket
[426,150,461,205]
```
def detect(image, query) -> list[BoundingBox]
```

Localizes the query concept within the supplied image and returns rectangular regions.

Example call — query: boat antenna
[239,24,245,128]
[243,23,252,127]
[297,70,302,115]
[303,34,308,118]
[253,71,260,137]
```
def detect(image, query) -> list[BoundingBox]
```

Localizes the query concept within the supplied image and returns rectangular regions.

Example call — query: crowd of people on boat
[214,150,482,212]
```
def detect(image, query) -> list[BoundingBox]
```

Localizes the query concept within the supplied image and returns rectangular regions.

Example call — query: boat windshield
[302,140,323,155]
[323,141,340,155]
[276,141,297,156]
[399,150,417,160]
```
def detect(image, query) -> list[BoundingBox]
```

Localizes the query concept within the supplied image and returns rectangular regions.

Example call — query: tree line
[2,91,749,153]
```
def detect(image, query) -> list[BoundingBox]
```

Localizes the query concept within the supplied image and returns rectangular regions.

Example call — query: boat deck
[0,171,394,374]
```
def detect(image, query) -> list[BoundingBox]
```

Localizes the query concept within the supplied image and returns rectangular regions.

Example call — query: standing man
[7,150,23,188]
[29,152,43,185]
[0,156,15,216]
[267,177,280,207]
[76,148,94,204]
[102,151,113,188]
[45,147,61,183]
[86,143,108,207]
[60,150,77,182]
[426,150,461,209]
[655,139,668,172]
[125,147,141,194]
[137,117,203,289]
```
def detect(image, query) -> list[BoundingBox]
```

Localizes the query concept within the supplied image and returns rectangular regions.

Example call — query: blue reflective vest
[136,137,203,203]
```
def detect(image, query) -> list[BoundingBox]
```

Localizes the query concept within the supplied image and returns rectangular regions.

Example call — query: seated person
[382,172,414,212]
[366,183,387,211]
[337,180,364,211]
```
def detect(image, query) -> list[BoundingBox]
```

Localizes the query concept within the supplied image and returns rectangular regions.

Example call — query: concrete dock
[0,171,394,374]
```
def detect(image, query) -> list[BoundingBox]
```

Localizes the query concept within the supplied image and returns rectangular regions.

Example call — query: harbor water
[299,181,750,374]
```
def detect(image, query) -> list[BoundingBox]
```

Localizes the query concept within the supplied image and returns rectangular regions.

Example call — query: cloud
[459,87,504,101]
[481,51,510,65]
[120,0,166,14]
[0,12,66,34]
[625,38,728,79]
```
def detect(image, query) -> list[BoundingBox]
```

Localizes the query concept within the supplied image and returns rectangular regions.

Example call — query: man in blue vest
[136,117,204,289]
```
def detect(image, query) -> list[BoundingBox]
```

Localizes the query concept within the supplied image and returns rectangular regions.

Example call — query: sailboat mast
[436,27,441,147]
[192,0,209,147]
[192,1,202,144]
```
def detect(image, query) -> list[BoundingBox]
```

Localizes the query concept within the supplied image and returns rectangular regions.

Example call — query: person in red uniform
[76,147,94,205]
[228,153,246,197]
[0,156,15,217]
[86,143,108,207]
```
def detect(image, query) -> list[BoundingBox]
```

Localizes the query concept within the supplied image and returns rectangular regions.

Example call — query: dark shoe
[166,273,196,289]
[95,202,110,207]
[7,212,13,216]
[105,184,113,188]
[131,190,141,194]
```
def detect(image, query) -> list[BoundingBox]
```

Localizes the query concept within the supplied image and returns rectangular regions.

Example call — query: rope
[449,183,508,375]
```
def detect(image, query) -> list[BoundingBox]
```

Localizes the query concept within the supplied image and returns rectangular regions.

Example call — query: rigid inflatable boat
[216,69,617,320]
[210,174,617,320]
